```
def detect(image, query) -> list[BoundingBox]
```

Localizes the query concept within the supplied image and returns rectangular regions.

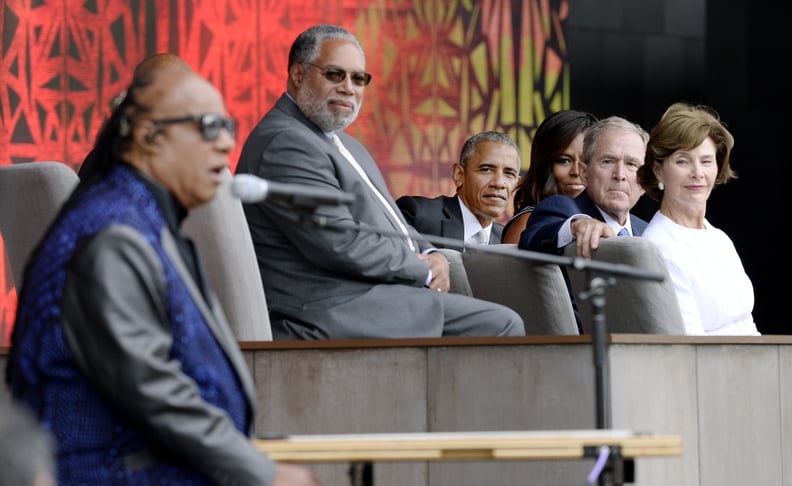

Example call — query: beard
[296,84,361,132]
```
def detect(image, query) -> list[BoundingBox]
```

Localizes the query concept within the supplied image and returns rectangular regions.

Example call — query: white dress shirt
[458,196,491,244]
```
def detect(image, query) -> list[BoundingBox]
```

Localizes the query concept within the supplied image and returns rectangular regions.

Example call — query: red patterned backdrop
[0,0,570,344]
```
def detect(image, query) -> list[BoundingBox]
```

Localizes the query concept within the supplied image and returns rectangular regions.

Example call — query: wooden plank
[253,430,682,463]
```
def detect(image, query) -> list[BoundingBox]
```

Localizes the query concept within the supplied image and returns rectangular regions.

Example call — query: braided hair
[78,69,161,183]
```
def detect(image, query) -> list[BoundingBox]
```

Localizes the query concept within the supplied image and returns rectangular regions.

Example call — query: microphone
[231,174,356,208]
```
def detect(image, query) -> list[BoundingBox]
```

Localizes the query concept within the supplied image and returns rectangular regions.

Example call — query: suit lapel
[440,197,464,239]
[576,192,606,222]
[629,214,647,236]
[339,134,391,200]
[489,223,504,243]
[159,228,257,405]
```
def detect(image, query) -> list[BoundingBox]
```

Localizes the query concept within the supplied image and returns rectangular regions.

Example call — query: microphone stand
[287,208,664,485]
[578,274,615,431]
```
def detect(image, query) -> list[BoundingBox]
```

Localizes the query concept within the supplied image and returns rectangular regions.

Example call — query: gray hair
[459,131,520,168]
[288,24,365,71]
[582,116,649,164]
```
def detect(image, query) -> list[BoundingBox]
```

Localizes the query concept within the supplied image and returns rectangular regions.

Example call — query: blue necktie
[617,227,629,237]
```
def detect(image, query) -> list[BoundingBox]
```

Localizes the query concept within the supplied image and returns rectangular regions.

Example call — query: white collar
[457,196,491,242]
[597,207,632,236]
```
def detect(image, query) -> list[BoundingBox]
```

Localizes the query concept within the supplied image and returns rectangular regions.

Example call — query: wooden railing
[254,429,683,486]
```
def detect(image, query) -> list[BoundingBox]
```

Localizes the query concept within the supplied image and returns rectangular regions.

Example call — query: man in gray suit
[396,130,521,247]
[236,24,524,340]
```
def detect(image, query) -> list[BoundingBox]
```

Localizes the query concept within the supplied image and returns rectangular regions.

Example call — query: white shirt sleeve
[557,214,592,248]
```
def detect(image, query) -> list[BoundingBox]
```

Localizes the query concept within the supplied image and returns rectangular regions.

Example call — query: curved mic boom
[231,174,356,208]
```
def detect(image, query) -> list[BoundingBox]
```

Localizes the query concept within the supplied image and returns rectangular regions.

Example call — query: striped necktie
[617,227,629,237]
[331,133,415,251]
[469,229,488,245]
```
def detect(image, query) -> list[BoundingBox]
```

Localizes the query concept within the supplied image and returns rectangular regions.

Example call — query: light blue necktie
[617,227,629,237]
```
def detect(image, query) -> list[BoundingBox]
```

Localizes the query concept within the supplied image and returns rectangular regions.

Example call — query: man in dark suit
[519,116,650,258]
[236,24,524,340]
[518,116,649,333]
[396,131,520,247]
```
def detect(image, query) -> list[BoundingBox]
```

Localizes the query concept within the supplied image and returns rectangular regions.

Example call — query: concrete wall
[245,335,792,485]
[4,335,790,485]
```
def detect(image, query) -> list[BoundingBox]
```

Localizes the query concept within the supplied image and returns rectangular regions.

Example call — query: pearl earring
[657,181,664,191]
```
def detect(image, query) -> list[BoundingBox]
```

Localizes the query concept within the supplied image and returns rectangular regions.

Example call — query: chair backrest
[563,237,685,334]
[182,171,272,341]
[0,162,80,288]
[463,244,579,335]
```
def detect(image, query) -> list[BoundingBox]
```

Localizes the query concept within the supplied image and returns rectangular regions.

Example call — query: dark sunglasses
[307,63,372,87]
[149,114,236,141]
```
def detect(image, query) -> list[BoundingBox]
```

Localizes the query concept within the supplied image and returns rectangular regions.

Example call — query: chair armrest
[435,248,473,296]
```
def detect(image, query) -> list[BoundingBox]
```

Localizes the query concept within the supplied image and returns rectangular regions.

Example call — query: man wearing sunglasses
[7,68,319,485]
[236,24,524,340]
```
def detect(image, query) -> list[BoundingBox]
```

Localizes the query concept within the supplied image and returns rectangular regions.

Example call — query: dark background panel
[567,0,785,333]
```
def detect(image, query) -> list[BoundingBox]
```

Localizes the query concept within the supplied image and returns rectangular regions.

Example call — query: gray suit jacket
[396,194,503,247]
[237,95,470,339]
[62,226,273,484]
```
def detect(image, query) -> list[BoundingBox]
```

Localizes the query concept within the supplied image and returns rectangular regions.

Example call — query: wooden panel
[251,347,428,486]
[610,344,698,486]
[696,345,782,486]
[781,347,792,485]
[427,344,595,429]
[426,344,596,485]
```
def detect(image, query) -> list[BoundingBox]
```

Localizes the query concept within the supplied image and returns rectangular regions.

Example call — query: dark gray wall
[566,0,785,334]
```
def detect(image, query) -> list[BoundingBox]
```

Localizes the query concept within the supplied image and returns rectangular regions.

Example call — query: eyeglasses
[149,114,236,141]
[306,63,372,87]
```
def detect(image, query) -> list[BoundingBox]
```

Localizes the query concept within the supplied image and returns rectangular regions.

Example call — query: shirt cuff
[558,214,592,248]
[422,247,436,286]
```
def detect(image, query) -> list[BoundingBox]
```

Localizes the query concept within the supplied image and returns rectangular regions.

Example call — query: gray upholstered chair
[182,170,272,341]
[462,243,579,335]
[0,161,79,289]
[563,236,685,334]
[436,248,473,296]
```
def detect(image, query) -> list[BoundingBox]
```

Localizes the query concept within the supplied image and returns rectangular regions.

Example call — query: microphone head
[230,174,268,203]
